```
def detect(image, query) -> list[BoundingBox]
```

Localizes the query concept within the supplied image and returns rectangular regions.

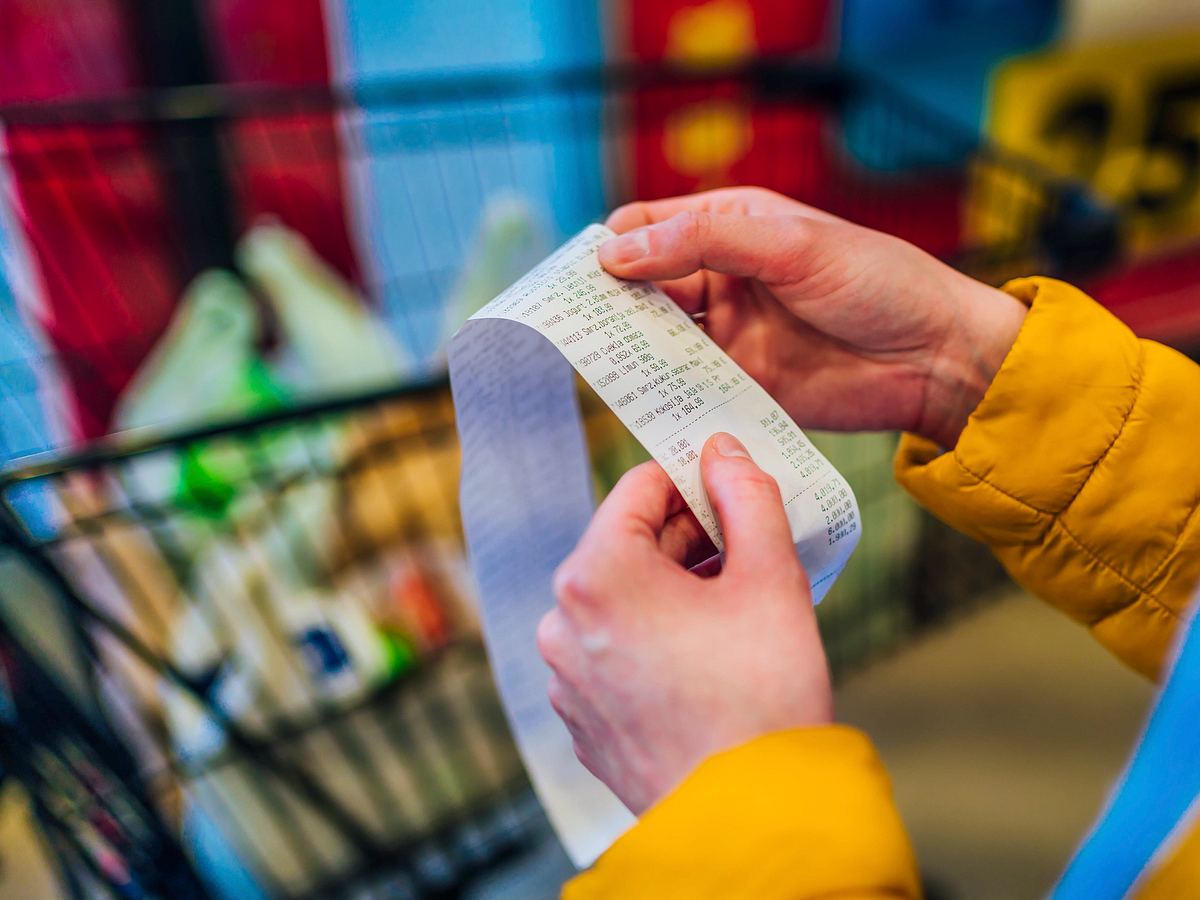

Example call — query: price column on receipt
[448,224,859,866]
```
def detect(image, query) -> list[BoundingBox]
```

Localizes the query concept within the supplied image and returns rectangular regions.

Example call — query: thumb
[700,432,799,578]
[599,210,811,283]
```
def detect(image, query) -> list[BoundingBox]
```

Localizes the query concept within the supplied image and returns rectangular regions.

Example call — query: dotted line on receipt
[783,480,822,509]
[651,384,754,449]
[810,568,837,590]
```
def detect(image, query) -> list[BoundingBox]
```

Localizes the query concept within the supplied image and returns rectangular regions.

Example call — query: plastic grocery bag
[237,221,410,394]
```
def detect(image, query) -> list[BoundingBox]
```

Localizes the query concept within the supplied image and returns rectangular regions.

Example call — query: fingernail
[603,229,650,264]
[713,432,750,459]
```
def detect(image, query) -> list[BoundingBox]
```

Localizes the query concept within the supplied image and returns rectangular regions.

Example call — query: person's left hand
[537,432,833,815]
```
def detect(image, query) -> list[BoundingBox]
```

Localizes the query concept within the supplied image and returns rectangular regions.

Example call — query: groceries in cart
[110,219,463,695]
[37,221,532,894]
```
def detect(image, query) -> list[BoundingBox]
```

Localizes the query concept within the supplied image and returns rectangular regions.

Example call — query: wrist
[920,274,1027,449]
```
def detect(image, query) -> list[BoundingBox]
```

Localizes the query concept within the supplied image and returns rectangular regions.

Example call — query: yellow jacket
[564,278,1200,898]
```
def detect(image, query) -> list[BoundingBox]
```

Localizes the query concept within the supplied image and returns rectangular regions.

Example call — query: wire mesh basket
[0,59,1117,897]
[0,387,559,898]
[0,598,209,900]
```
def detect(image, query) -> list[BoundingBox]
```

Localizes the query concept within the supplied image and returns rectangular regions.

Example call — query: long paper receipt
[448,224,860,866]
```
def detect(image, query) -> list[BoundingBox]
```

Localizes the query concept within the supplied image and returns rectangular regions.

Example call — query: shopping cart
[0,59,1119,898]
[0,581,209,900]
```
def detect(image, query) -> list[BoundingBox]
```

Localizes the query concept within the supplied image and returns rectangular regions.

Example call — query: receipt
[448,224,859,866]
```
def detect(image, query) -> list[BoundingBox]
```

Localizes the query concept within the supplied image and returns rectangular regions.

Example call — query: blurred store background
[0,1,1195,897]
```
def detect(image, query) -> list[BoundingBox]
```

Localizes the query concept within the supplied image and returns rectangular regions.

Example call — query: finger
[655,271,710,316]
[606,195,717,232]
[658,507,717,567]
[700,432,799,578]
[605,187,840,234]
[600,211,816,285]
[536,608,574,674]
[547,673,591,739]
[576,461,688,561]
[689,552,724,578]
[554,464,691,608]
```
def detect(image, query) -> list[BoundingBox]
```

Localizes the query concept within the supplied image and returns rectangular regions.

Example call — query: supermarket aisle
[0,590,1154,898]
[838,589,1155,899]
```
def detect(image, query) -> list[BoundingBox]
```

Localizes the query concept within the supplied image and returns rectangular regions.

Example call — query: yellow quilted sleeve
[563,726,919,899]
[896,277,1200,680]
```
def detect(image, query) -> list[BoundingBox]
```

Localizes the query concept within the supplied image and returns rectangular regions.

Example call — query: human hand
[601,188,1027,449]
[537,432,831,815]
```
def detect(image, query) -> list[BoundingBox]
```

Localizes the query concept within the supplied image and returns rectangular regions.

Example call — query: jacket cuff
[564,726,919,899]
[893,276,1200,679]
[894,276,1142,545]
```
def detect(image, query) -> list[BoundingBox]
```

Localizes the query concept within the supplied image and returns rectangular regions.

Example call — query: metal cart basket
[0,59,1117,897]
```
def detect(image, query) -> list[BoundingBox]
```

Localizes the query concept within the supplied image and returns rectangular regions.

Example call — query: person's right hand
[600,188,1027,449]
